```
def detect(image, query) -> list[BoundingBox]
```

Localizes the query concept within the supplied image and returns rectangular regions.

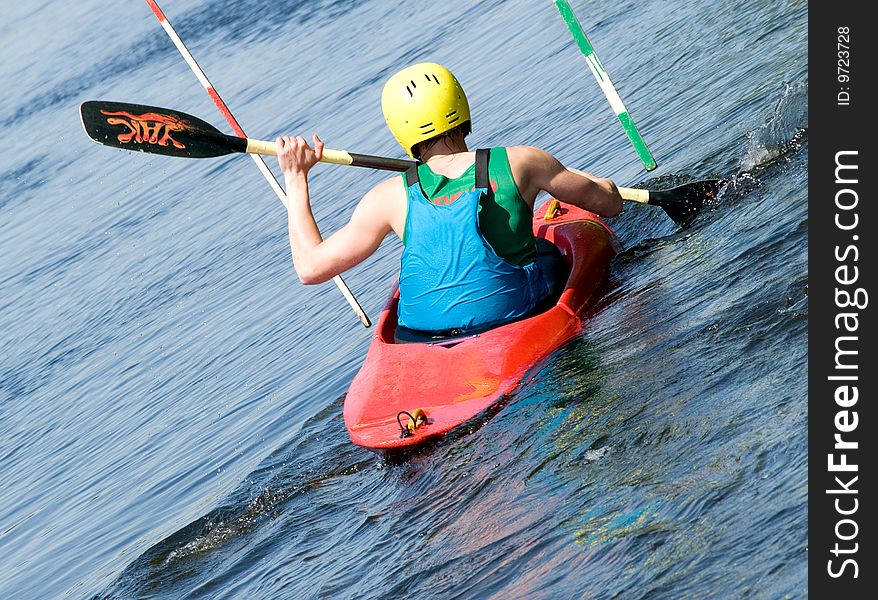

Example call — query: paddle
[80,101,415,172]
[81,100,721,225]
[620,180,724,227]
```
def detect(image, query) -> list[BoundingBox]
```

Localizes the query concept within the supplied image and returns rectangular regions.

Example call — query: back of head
[381,63,471,159]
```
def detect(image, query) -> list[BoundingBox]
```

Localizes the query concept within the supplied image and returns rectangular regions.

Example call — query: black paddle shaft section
[347,152,416,172]
[81,100,246,159]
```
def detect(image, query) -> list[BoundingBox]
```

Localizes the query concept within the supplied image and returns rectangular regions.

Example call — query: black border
[808,2,876,595]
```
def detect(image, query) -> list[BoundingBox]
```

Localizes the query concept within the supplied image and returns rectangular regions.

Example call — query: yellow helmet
[381,63,471,159]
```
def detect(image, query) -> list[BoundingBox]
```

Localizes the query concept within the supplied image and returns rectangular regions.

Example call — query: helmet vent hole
[410,80,417,89]
[446,110,457,117]
[432,74,440,84]
[406,85,413,97]
[419,122,434,129]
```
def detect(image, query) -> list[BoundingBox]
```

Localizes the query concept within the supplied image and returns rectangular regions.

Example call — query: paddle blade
[648,179,724,227]
[80,100,246,158]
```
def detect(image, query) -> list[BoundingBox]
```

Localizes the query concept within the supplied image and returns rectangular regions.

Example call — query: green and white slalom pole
[553,0,657,171]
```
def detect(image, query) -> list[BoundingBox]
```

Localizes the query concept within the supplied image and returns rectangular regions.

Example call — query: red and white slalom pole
[144,0,371,327]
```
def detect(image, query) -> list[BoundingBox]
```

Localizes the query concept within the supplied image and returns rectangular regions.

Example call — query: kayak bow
[344,200,620,454]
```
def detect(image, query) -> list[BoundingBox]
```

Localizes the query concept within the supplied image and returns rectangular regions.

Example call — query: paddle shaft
[80,96,690,210]
[246,137,651,203]
[243,139,416,172]
[553,0,656,172]
[144,0,371,328]
[617,187,650,204]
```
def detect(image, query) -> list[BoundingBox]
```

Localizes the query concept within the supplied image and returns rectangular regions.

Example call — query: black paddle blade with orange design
[80,101,246,159]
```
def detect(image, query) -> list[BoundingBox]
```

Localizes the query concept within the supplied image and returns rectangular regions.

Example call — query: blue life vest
[398,148,547,333]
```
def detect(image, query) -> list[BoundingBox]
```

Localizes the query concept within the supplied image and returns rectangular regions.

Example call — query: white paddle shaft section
[618,187,650,204]
[243,140,356,169]
[244,139,279,156]
[144,0,370,327]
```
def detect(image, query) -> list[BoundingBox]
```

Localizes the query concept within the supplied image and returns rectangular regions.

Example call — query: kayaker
[276,62,622,340]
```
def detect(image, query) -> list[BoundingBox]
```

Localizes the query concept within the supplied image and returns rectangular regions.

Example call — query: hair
[411,122,472,160]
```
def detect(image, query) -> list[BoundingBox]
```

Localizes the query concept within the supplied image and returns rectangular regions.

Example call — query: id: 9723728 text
[837,26,850,106]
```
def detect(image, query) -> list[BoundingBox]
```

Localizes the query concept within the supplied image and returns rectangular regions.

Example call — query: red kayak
[344,200,620,454]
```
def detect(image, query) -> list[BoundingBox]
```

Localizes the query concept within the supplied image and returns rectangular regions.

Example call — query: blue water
[1,1,807,598]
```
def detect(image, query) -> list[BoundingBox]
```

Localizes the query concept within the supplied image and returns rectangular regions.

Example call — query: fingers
[276,135,296,153]
[313,134,324,161]
[275,133,324,175]
[276,134,322,150]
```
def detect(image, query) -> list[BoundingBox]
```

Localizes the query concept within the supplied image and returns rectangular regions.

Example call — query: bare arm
[507,146,623,217]
[277,135,399,284]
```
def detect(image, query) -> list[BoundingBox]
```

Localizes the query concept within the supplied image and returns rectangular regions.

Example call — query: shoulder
[505,145,559,168]
[370,173,407,193]
[355,174,408,237]
[504,146,565,187]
